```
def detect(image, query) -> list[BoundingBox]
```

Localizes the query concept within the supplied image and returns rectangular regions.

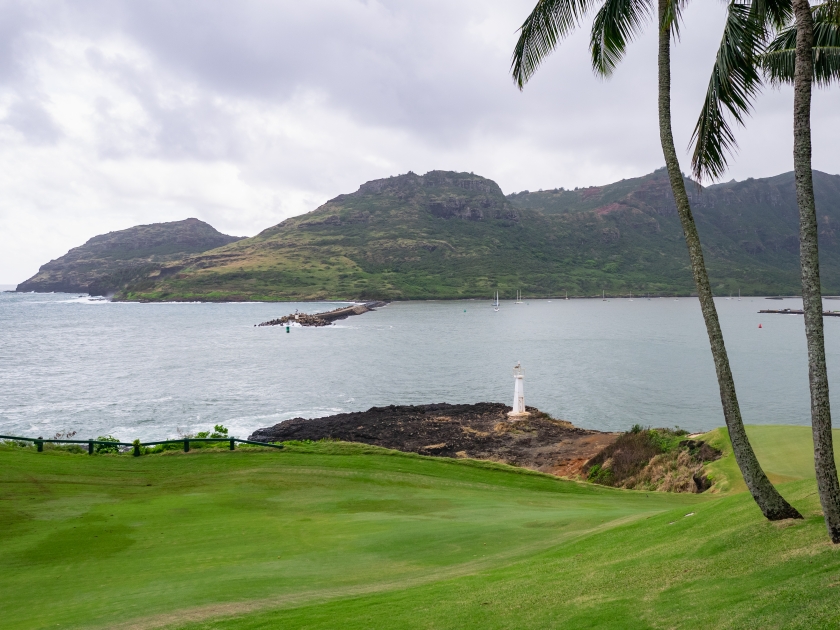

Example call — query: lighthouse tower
[508,362,529,418]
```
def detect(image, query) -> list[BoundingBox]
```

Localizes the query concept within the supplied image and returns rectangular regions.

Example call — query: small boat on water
[493,291,500,312]
[515,290,523,304]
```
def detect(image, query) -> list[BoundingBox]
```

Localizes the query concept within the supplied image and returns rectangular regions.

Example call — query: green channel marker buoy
[286,326,290,333]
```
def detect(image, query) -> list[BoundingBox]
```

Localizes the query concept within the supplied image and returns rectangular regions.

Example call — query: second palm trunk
[656,0,801,520]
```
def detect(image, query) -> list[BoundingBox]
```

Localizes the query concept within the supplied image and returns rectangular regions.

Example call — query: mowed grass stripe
[0,442,699,630]
[176,481,840,630]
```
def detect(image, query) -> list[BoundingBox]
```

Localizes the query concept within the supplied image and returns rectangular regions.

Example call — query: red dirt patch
[594,202,625,216]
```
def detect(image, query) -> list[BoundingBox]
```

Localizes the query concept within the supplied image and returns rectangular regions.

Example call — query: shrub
[211,425,229,438]
[0,439,34,449]
[192,425,230,449]
[148,442,182,454]
[586,463,614,484]
[94,436,121,454]
[195,424,229,439]
[584,430,664,484]
[582,427,721,493]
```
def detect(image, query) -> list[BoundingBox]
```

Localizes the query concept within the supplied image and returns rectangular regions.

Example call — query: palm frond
[762,10,840,87]
[819,0,840,24]
[748,0,793,30]
[661,0,687,40]
[590,0,653,76]
[512,0,599,88]
[761,25,797,85]
[690,1,766,182]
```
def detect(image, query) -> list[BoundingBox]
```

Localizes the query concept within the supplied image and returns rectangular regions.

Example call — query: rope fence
[0,435,283,456]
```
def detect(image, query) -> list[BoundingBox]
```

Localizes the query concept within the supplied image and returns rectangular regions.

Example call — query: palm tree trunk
[656,0,801,520]
[793,0,840,543]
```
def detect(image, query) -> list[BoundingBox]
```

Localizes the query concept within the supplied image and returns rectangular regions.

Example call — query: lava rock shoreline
[248,402,619,478]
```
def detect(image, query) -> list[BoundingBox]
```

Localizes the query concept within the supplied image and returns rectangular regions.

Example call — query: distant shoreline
[4,290,821,302]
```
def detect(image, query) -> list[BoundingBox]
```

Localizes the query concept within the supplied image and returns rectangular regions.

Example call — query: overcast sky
[1,1,838,285]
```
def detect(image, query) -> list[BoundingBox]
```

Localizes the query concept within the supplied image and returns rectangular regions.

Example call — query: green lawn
[704,425,840,493]
[2,430,839,629]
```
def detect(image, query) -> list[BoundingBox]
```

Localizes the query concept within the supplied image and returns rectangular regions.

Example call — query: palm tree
[511,0,801,519]
[763,3,840,85]
[691,1,840,541]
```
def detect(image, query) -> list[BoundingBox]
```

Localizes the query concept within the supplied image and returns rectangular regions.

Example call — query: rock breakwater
[256,301,388,327]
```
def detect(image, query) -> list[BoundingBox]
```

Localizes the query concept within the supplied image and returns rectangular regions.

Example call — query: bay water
[1,290,838,441]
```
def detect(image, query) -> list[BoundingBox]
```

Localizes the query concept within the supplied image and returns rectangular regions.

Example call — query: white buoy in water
[508,362,529,418]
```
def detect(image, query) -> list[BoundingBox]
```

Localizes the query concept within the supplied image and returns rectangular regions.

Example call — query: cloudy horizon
[1,0,838,285]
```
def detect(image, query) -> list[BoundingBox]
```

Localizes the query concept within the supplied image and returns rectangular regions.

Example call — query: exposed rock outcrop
[249,402,619,477]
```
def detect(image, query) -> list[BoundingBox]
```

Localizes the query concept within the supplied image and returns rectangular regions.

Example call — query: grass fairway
[704,425,840,493]
[2,431,839,629]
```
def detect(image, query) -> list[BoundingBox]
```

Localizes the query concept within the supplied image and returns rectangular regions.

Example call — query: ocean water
[1,291,839,441]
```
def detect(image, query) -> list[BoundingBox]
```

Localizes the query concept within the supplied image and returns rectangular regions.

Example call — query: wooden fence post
[184,439,190,453]
[230,438,235,450]
[36,437,43,452]
[88,440,94,455]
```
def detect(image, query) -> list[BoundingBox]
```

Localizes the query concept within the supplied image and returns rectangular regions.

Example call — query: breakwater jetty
[256,301,388,327]
[759,308,840,317]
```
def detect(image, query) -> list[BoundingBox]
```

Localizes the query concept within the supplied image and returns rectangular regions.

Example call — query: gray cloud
[3,95,62,144]
[0,0,837,284]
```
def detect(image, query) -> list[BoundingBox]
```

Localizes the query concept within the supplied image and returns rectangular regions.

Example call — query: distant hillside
[113,168,840,301]
[506,168,840,296]
[17,218,242,295]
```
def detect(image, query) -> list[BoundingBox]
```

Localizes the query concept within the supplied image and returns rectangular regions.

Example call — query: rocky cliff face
[334,170,515,224]
[16,218,242,295]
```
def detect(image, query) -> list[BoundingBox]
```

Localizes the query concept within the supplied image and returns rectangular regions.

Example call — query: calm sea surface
[1,290,839,441]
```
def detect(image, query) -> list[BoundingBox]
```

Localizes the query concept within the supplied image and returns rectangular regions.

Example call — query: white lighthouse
[508,362,529,418]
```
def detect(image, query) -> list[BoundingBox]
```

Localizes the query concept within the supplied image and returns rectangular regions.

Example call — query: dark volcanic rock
[249,402,618,477]
[256,301,388,327]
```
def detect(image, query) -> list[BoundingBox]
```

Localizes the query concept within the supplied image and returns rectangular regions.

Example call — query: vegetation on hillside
[112,168,840,302]
[15,218,242,295]
[17,168,840,302]
[583,426,721,492]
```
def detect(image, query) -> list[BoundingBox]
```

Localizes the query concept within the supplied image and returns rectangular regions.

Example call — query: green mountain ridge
[16,218,243,295]
[114,167,840,301]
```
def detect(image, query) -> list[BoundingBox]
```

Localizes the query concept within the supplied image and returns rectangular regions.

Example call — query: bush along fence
[0,435,283,456]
